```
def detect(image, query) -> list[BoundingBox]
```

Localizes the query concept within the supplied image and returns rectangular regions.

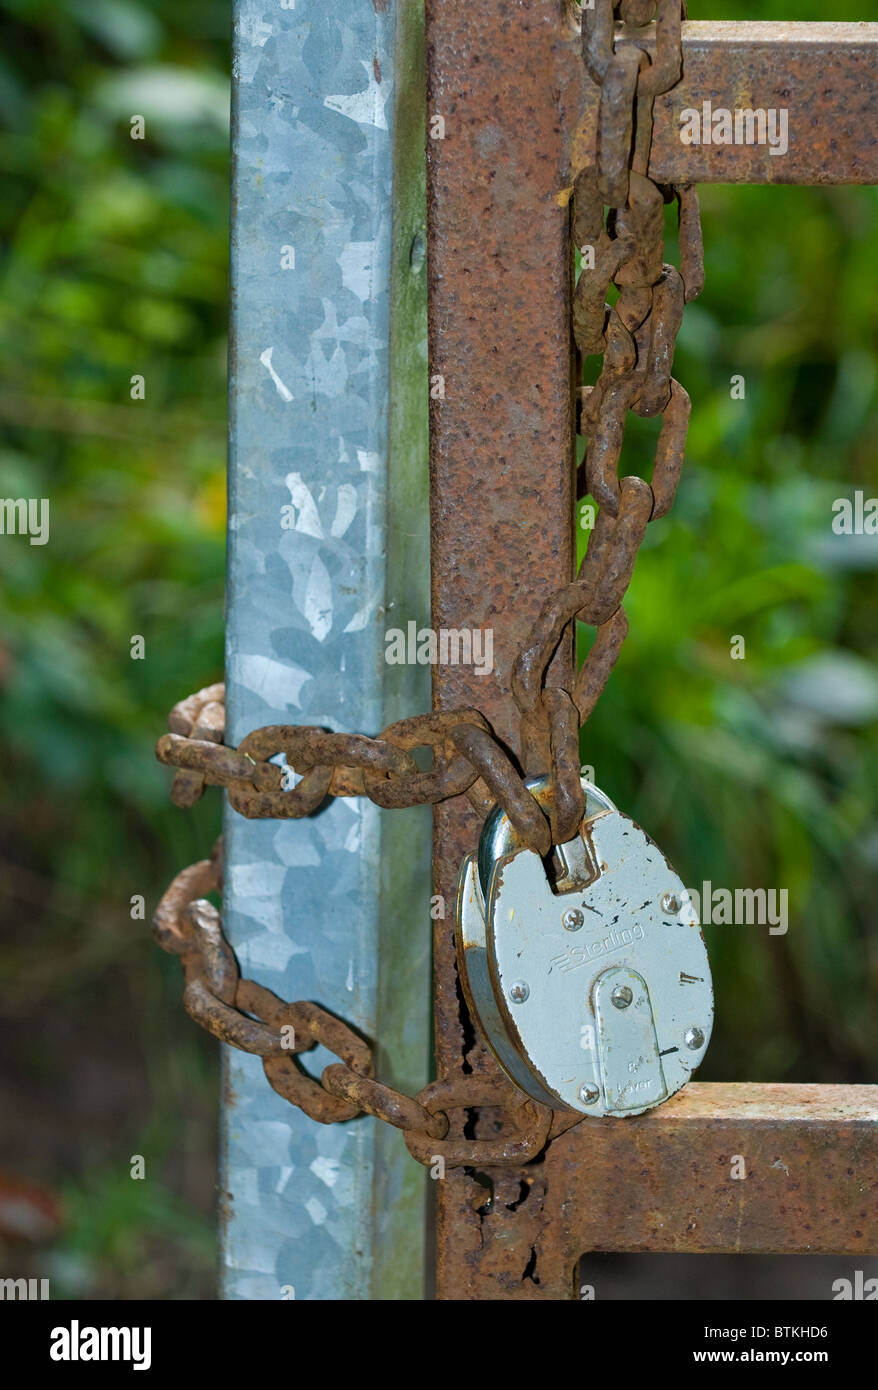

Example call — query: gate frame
[426,7,878,1300]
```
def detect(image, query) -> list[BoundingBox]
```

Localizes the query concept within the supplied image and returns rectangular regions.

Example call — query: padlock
[455,775,713,1117]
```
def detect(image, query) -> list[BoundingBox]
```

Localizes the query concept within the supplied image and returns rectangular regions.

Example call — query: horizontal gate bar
[575,21,878,186]
[538,1083,878,1295]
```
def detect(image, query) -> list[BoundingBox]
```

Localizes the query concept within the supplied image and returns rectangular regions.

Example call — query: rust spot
[218,1189,234,1232]
[373,54,382,84]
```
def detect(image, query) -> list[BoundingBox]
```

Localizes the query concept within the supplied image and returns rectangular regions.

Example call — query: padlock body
[455,779,713,1117]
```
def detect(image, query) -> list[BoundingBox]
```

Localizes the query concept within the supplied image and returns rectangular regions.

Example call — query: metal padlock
[455,775,713,1117]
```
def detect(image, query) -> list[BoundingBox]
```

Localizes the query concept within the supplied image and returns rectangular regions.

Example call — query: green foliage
[50,1161,216,1300]
[578,177,878,1083]
[0,0,228,1299]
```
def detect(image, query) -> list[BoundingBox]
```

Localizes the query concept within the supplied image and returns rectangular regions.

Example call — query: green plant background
[0,0,875,1298]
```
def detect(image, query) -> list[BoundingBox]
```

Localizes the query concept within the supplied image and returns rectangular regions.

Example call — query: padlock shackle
[477,774,616,897]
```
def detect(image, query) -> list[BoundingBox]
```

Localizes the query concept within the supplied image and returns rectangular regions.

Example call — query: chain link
[153,846,554,1166]
[152,1,700,1163]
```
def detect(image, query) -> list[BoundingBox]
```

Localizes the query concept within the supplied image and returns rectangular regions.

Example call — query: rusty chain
[154,838,561,1167]
[152,0,701,1166]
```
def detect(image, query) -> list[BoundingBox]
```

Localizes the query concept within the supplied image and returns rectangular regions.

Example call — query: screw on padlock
[455,775,713,1117]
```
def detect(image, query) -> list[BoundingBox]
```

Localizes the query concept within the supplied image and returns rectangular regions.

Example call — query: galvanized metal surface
[222,0,429,1301]
[576,22,878,187]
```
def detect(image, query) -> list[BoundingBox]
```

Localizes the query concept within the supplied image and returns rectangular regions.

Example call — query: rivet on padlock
[455,775,713,1117]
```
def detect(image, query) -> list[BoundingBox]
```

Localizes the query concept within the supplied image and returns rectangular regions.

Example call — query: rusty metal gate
[426,6,878,1300]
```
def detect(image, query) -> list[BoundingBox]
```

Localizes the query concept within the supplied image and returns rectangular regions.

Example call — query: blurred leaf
[93,65,229,132]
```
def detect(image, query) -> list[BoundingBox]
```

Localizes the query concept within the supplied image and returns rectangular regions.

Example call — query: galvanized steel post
[222,0,429,1300]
